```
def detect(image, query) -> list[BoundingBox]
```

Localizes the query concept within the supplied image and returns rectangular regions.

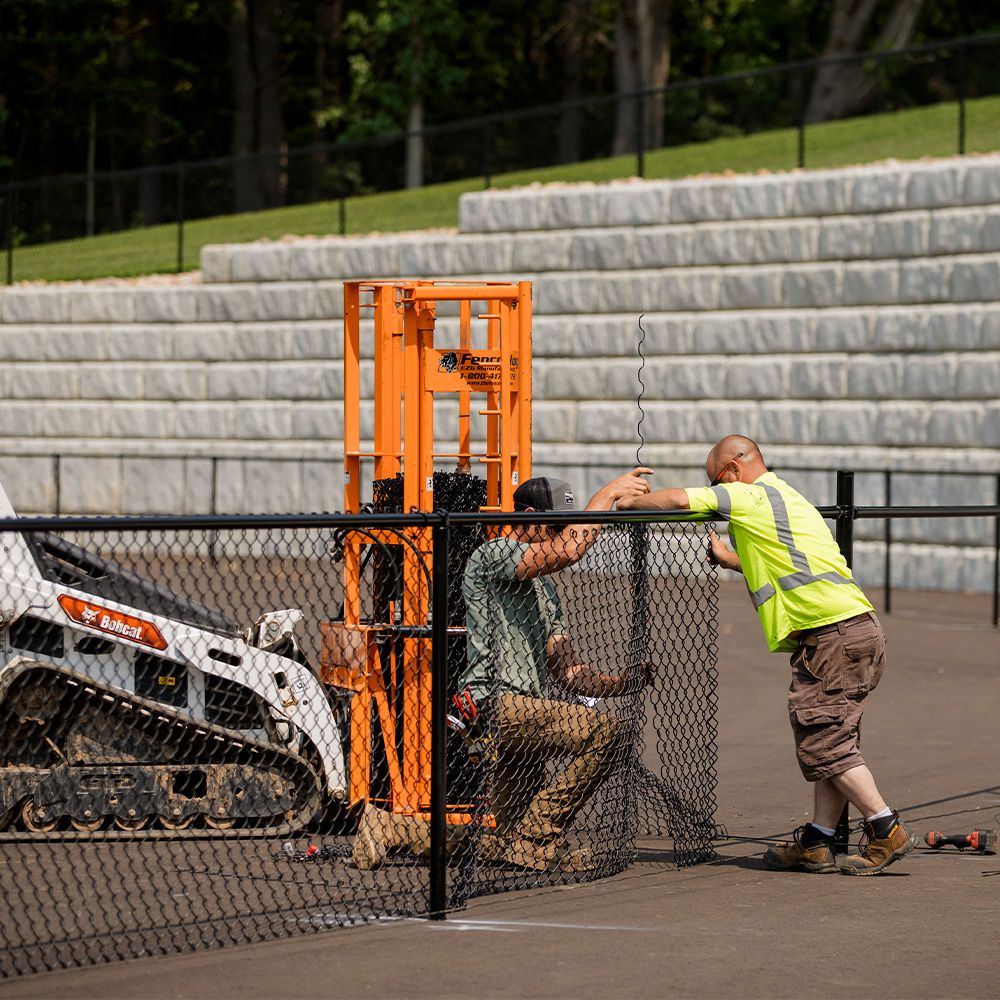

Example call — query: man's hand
[594,466,652,508]
[551,636,655,697]
[615,470,691,512]
[612,660,656,695]
[624,660,656,692]
[707,528,741,572]
[561,662,654,698]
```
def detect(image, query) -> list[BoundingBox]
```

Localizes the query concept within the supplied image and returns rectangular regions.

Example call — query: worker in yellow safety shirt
[618,434,917,875]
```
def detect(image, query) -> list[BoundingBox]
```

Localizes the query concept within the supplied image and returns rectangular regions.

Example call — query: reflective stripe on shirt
[760,483,859,602]
[685,472,873,652]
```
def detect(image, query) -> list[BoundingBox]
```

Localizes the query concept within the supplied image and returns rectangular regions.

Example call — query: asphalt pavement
[2,584,998,999]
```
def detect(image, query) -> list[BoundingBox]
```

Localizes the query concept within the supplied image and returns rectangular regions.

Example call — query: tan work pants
[490,692,626,851]
[788,612,886,781]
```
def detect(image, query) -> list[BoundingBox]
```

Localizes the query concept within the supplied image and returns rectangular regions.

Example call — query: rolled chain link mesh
[447,516,720,903]
[0,496,718,977]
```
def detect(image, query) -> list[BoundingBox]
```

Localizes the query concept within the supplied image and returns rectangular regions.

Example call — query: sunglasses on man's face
[709,452,744,487]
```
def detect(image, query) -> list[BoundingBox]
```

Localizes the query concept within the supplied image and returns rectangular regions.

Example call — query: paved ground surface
[2,584,998,999]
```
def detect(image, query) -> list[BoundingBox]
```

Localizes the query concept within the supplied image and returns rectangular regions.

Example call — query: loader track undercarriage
[0,661,324,840]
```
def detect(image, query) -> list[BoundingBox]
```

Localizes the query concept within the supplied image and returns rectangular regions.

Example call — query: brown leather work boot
[762,826,838,873]
[839,812,917,875]
[493,837,596,874]
[552,841,596,873]
[478,833,510,864]
[354,804,466,869]
[351,803,393,870]
[499,839,556,872]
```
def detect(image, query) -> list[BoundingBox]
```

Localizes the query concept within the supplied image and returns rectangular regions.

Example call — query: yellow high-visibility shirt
[686,471,873,653]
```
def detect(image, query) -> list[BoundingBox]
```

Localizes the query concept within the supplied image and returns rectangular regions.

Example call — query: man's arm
[617,478,742,573]
[547,634,651,698]
[616,486,690,511]
[708,528,742,573]
[516,467,652,579]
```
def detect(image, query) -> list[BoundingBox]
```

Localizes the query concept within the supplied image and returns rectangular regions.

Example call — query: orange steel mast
[322,279,532,818]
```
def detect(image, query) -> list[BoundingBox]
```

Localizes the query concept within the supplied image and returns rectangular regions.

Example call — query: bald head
[706,435,767,486]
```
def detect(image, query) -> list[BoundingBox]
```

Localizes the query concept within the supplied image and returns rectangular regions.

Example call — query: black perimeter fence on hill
[3,33,1000,283]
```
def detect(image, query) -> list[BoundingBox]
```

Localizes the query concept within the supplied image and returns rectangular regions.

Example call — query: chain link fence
[3,34,1000,283]
[0,507,720,978]
[4,451,996,620]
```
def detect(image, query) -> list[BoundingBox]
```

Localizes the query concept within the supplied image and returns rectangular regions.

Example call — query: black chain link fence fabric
[446,518,720,905]
[0,510,718,978]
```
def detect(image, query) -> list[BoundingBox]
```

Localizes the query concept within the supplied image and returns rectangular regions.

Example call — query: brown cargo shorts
[787,611,886,781]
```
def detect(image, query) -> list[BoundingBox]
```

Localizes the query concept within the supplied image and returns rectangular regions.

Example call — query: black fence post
[176,166,186,273]
[429,515,450,919]
[883,470,892,615]
[835,470,855,568]
[833,470,855,853]
[4,183,13,285]
[993,474,1000,627]
[636,90,646,178]
[483,120,492,189]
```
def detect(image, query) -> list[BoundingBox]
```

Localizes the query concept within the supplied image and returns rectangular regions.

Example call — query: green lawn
[7,95,999,284]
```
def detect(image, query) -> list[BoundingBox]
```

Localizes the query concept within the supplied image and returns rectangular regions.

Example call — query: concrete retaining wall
[2,154,999,592]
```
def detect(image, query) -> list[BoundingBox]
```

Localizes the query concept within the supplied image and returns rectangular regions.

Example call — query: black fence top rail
[851,505,1000,519]
[2,504,998,536]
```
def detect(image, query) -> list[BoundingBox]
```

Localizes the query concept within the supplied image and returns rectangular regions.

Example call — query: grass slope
[7,95,999,284]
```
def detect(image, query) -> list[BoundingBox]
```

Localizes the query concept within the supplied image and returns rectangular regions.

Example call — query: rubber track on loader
[0,660,325,841]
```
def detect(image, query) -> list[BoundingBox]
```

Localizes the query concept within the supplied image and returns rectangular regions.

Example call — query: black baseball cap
[513,476,576,511]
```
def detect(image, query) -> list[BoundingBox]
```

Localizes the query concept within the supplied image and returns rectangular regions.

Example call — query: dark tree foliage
[0,0,996,188]
[0,1,232,180]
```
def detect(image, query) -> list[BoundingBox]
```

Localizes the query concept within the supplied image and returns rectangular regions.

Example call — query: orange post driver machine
[320,279,532,826]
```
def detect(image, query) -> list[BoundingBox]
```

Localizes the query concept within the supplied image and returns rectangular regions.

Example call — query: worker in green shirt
[352,466,652,874]
[459,467,654,873]
[619,435,917,875]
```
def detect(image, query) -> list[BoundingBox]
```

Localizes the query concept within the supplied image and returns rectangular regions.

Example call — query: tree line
[1,0,995,216]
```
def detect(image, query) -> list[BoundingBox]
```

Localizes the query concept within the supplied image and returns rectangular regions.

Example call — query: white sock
[809,822,836,837]
[866,807,893,822]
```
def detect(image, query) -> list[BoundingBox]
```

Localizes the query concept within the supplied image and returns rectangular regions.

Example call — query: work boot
[477,832,508,864]
[352,803,393,870]
[552,841,596,874]
[762,826,838,873]
[497,838,595,873]
[839,812,917,875]
[353,805,471,870]
[351,804,433,870]
[497,839,552,872]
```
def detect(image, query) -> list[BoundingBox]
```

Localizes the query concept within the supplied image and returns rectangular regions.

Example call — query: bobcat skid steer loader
[0,482,350,838]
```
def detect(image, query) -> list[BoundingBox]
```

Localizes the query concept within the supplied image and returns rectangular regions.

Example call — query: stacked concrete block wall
[1,154,999,592]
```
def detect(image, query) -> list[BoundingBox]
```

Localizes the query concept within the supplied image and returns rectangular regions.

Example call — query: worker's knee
[588,712,627,754]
